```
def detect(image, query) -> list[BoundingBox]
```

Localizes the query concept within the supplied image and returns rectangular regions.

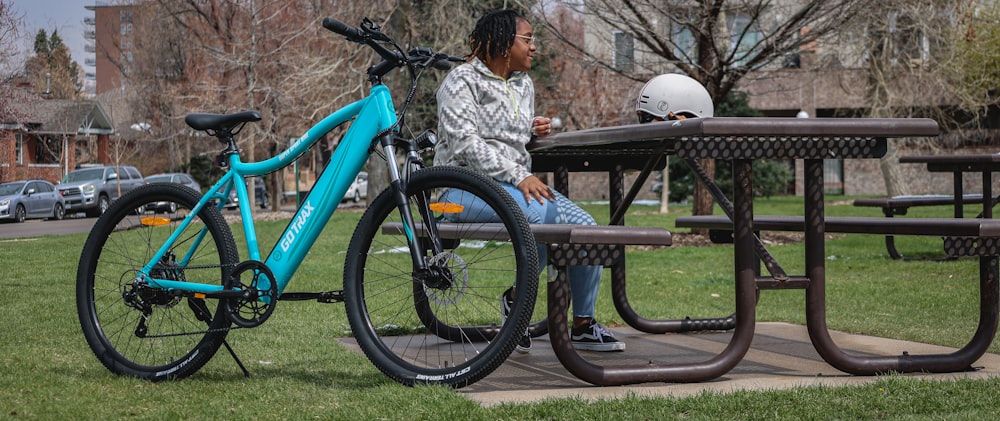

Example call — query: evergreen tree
[23,29,80,98]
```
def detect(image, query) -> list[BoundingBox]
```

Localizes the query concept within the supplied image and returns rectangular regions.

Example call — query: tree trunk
[879,140,910,197]
[691,158,716,234]
[658,166,669,214]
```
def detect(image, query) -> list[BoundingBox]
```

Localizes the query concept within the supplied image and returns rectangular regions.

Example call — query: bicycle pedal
[317,290,345,303]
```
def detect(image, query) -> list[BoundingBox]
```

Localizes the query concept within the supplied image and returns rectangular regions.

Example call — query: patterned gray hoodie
[435,57,535,186]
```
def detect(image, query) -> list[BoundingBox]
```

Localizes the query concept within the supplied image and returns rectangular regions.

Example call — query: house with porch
[0,92,115,184]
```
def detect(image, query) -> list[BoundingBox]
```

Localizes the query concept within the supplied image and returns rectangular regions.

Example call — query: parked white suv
[58,165,145,217]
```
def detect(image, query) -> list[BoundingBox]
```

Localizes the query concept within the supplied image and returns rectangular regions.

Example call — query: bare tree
[949,1,1000,120]
[121,1,554,207]
[0,1,30,135]
[532,0,863,216]
[121,1,399,210]
[843,1,986,196]
[0,0,22,77]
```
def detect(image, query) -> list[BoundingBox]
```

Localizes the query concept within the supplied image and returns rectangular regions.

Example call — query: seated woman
[434,9,624,353]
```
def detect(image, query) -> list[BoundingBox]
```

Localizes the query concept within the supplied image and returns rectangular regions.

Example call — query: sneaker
[571,320,626,352]
[500,287,532,354]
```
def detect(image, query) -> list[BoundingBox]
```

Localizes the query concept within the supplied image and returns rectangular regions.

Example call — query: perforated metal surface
[944,236,1000,256]
[675,136,886,160]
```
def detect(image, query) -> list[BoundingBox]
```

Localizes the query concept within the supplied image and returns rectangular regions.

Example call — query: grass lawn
[2,195,1000,419]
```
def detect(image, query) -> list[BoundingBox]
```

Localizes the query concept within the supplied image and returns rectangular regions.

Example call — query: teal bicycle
[75,17,538,388]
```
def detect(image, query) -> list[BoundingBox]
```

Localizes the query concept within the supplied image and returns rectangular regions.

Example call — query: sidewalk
[453,322,1000,406]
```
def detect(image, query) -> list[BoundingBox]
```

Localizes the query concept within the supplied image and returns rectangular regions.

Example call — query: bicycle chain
[140,324,243,339]
[136,261,243,339]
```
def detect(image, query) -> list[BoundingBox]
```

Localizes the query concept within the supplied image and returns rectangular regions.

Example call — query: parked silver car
[57,165,145,217]
[145,173,202,213]
[0,179,66,222]
[344,172,368,203]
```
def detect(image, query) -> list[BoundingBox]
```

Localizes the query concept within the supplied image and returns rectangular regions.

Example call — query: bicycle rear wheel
[344,166,537,388]
[77,183,239,381]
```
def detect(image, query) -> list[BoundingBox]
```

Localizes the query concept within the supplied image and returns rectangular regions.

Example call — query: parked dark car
[144,173,202,213]
[220,177,269,210]
[145,173,201,192]
[0,179,65,222]
[57,165,145,217]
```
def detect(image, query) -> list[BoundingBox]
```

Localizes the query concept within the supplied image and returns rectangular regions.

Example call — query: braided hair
[468,9,522,62]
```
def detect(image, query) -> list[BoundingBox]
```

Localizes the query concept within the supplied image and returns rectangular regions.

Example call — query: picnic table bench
[851,194,992,260]
[846,154,1000,260]
[676,214,1000,280]
[380,222,673,338]
[853,194,989,217]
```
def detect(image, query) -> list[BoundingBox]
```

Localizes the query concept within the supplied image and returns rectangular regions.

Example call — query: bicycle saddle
[185,111,262,132]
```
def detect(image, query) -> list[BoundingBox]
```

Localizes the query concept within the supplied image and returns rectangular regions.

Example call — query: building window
[34,136,62,165]
[612,31,634,73]
[823,159,844,195]
[15,133,23,165]
[889,12,931,66]
[672,25,696,61]
[727,13,762,67]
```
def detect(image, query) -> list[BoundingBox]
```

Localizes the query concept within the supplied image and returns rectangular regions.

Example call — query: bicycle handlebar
[322,17,365,42]
[323,16,464,77]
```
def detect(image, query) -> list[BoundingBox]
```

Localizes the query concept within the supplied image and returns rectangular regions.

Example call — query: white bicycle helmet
[636,74,714,122]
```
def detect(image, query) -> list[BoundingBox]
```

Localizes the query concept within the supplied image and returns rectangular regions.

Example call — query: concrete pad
[455,322,1000,406]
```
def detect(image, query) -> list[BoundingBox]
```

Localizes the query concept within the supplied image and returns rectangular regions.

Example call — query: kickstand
[186,298,251,377]
[222,339,251,378]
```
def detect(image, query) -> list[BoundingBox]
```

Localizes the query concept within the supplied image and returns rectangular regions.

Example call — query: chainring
[224,260,278,328]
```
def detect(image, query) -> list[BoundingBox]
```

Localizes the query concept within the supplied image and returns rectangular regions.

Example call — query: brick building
[0,93,115,184]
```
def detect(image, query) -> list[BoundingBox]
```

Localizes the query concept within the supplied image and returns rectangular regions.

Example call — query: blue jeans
[439,182,602,318]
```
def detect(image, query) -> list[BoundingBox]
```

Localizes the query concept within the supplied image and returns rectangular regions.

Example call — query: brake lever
[360,17,392,43]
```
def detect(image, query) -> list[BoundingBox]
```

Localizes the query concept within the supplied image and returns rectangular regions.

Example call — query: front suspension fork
[379,134,443,275]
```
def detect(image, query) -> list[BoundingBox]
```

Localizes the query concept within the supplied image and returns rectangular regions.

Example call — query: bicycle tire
[77,183,239,381]
[344,166,538,388]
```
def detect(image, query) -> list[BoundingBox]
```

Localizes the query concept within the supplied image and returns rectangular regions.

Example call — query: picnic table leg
[545,259,756,385]
[983,171,992,219]
[954,171,964,218]
[805,159,998,374]
[606,158,744,333]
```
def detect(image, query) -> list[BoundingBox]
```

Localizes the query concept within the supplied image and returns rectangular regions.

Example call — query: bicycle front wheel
[77,183,239,381]
[344,166,538,388]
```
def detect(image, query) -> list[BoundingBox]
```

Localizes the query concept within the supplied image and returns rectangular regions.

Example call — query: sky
[14,0,93,74]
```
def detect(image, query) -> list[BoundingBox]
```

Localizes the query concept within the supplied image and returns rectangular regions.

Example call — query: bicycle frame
[140,84,399,298]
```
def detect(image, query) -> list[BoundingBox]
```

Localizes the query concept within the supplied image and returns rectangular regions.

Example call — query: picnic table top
[528,117,941,152]
[900,153,1000,165]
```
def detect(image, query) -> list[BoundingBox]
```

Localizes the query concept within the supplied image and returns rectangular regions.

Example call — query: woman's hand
[517,175,555,204]
[531,116,553,138]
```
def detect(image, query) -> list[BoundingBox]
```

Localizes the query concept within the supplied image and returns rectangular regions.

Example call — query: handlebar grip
[323,17,364,41]
[431,54,464,70]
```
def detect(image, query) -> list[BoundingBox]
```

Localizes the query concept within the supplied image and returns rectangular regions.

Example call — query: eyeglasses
[515,34,536,45]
